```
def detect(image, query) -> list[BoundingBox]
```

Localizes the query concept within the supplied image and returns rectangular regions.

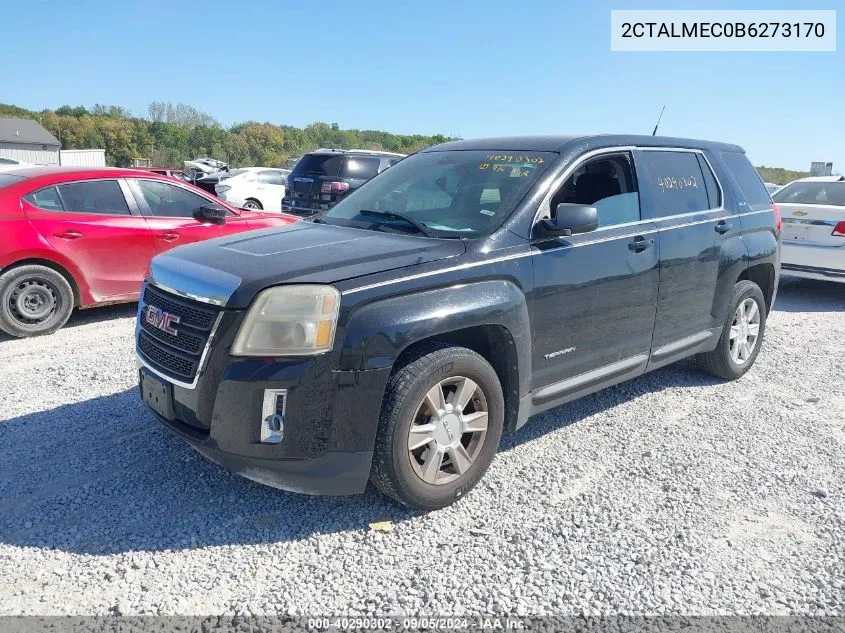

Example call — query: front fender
[338,279,532,396]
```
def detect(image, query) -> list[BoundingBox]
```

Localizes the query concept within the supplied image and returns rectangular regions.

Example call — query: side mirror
[536,203,598,238]
[194,204,227,225]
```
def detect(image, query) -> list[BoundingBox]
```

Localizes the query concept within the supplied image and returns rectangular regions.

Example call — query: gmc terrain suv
[282,148,404,215]
[136,135,781,510]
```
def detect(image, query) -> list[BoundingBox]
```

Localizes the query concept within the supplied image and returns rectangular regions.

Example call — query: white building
[0,117,61,165]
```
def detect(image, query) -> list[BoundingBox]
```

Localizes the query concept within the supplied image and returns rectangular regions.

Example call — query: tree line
[0,102,811,182]
[0,102,453,168]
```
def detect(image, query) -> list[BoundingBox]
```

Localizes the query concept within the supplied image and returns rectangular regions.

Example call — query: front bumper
[138,346,392,495]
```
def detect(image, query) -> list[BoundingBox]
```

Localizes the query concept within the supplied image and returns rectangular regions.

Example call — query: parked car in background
[0,167,296,337]
[282,149,404,215]
[0,157,34,172]
[215,168,290,211]
[191,170,233,194]
[773,175,845,283]
[764,182,781,195]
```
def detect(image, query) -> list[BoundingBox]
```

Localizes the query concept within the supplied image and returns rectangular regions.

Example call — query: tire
[697,279,767,381]
[243,199,263,210]
[0,265,75,338]
[370,344,505,511]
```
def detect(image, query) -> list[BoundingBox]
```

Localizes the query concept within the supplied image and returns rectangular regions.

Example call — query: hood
[149,222,466,308]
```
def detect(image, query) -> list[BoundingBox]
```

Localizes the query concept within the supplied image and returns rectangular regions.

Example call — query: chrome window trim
[342,207,773,296]
[136,292,224,390]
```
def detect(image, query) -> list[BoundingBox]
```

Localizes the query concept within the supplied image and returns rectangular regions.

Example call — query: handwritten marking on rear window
[657,175,698,192]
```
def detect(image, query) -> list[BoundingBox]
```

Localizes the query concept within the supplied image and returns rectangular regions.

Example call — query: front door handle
[54,230,82,240]
[628,236,655,253]
[157,232,180,242]
[715,220,732,234]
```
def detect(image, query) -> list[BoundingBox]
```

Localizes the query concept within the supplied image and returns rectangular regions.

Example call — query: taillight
[772,203,782,233]
[321,181,349,194]
[832,221,845,237]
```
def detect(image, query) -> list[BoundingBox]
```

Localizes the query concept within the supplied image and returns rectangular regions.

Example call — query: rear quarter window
[24,186,64,211]
[720,152,772,211]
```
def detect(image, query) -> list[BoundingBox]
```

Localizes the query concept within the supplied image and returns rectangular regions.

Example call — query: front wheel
[370,345,504,511]
[0,265,75,338]
[697,279,767,380]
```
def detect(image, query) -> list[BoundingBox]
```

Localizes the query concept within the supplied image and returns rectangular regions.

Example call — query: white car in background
[773,175,845,283]
[215,168,290,212]
[0,157,34,172]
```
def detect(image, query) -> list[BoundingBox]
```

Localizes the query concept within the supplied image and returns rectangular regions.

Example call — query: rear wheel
[243,198,263,210]
[370,345,504,510]
[697,279,767,380]
[0,265,75,338]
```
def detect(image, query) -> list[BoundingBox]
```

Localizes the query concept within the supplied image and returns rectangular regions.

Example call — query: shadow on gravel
[0,303,138,343]
[0,357,717,556]
[773,277,845,313]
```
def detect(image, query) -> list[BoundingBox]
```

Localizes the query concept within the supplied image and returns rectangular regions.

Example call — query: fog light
[260,389,286,444]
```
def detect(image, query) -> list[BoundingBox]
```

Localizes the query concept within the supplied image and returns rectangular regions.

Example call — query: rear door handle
[715,220,732,234]
[157,232,180,242]
[54,230,83,240]
[628,236,655,252]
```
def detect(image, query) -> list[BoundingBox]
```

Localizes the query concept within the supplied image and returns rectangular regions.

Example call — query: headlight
[231,285,340,356]
[216,185,231,193]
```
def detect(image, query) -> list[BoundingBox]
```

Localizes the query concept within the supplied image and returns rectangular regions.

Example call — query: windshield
[320,150,556,237]
[772,181,845,206]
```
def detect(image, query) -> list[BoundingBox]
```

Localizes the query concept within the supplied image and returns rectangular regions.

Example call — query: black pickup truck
[136,135,781,510]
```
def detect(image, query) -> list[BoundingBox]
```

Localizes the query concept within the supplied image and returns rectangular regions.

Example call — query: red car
[0,167,296,337]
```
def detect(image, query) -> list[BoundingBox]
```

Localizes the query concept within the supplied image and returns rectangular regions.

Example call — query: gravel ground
[0,277,842,618]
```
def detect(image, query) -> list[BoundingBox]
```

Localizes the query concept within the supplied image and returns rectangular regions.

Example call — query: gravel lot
[0,277,842,618]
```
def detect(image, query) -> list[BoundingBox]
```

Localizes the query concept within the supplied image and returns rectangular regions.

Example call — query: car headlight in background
[231,285,340,356]
[216,185,231,194]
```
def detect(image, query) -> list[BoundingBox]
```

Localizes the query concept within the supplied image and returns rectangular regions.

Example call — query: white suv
[215,168,290,212]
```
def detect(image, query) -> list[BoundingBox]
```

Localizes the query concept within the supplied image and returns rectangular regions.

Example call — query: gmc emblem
[144,305,180,336]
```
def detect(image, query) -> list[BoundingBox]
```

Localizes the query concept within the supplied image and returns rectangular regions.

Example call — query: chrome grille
[136,283,222,382]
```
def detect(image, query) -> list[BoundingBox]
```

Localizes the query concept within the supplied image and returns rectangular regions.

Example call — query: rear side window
[57,180,130,215]
[292,154,343,177]
[24,186,64,211]
[721,152,772,210]
[340,156,381,179]
[772,181,845,206]
[639,151,710,217]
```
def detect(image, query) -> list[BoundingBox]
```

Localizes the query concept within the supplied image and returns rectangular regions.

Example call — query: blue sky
[2,0,841,170]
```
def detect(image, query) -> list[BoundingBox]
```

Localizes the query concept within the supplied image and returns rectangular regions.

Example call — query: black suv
[136,135,781,510]
[282,148,405,215]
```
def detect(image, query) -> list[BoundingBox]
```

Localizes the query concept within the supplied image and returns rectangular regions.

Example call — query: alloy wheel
[729,297,761,365]
[407,376,489,485]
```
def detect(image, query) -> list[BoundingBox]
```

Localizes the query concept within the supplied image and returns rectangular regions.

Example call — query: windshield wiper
[358,209,435,237]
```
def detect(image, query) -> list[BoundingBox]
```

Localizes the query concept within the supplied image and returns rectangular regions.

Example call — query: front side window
[321,150,556,237]
[56,180,130,215]
[548,153,640,227]
[772,181,845,206]
[134,179,216,218]
[639,151,710,217]
[24,186,64,211]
